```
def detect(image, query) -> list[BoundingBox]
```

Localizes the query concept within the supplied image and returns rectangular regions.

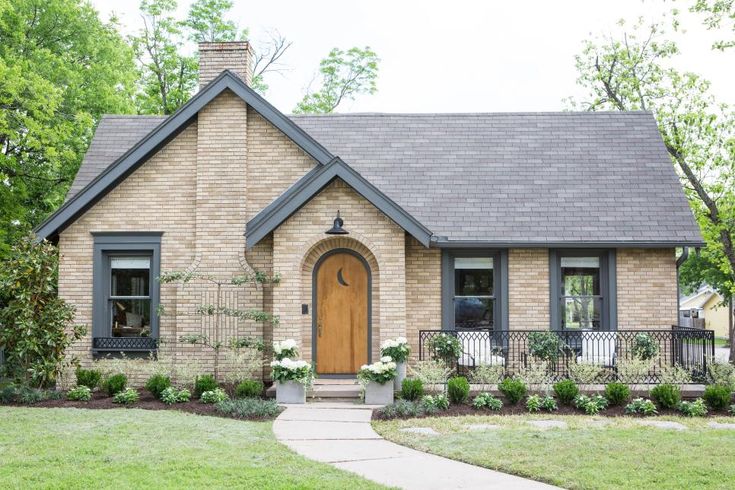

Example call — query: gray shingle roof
[68,111,702,245]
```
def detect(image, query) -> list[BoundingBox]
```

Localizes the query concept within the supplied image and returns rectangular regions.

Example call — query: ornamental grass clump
[378,400,425,419]
[380,337,410,363]
[625,397,657,416]
[574,394,608,415]
[272,339,298,361]
[473,392,503,411]
[216,398,281,419]
[357,357,397,385]
[66,386,92,402]
[553,380,579,406]
[270,358,315,387]
[678,398,707,417]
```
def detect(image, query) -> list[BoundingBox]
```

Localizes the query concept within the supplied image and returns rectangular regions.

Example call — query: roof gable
[35,70,334,240]
[245,157,433,248]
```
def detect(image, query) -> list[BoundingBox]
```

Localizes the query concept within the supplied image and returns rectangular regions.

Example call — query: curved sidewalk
[273,403,558,490]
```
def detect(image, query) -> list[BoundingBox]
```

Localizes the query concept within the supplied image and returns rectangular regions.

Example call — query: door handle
[318,323,323,337]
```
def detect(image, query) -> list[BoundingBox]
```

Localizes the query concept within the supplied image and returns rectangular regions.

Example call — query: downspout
[675,247,689,327]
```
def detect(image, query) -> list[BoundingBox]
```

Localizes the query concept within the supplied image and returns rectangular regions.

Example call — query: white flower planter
[365,380,394,405]
[393,361,407,391]
[276,380,306,404]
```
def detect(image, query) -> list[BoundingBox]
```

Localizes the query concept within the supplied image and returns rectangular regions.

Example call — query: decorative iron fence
[419,326,715,383]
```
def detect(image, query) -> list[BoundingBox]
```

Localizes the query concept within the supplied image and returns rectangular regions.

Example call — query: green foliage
[184,0,237,43]
[400,378,424,401]
[103,373,127,397]
[553,380,580,406]
[112,388,139,405]
[703,384,733,410]
[574,394,608,415]
[707,362,735,389]
[215,398,281,419]
[15,386,60,404]
[678,398,708,417]
[0,238,86,387]
[625,397,658,416]
[421,394,449,411]
[730,404,735,415]
[145,374,172,399]
[66,386,92,402]
[160,387,191,405]
[527,331,565,362]
[472,392,503,411]
[526,394,557,413]
[499,377,527,405]
[408,361,453,391]
[469,364,505,385]
[650,384,681,409]
[75,368,102,390]
[0,0,136,254]
[604,383,631,406]
[294,47,379,114]
[692,0,735,51]
[446,376,470,404]
[234,380,264,399]
[426,334,462,364]
[200,388,229,404]
[194,374,218,398]
[631,334,659,361]
[377,400,425,419]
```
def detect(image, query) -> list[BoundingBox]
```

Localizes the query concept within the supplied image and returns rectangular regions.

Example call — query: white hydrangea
[380,355,393,363]
[380,337,409,350]
[270,358,309,370]
[273,339,298,355]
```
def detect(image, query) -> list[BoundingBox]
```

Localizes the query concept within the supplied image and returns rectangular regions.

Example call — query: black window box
[92,337,158,353]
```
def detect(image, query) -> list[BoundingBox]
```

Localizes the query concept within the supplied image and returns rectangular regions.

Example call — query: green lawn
[0,407,385,489]
[374,414,735,490]
[715,337,729,348]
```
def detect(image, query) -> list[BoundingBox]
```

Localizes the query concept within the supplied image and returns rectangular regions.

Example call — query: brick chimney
[198,41,253,89]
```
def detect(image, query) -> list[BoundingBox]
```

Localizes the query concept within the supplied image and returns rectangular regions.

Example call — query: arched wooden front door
[314,250,370,375]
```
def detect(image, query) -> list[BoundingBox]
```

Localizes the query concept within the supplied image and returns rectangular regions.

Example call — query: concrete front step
[266,380,363,400]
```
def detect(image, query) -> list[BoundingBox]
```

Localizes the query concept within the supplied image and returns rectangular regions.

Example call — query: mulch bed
[1,391,282,421]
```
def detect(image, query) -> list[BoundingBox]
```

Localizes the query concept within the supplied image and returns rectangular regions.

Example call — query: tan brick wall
[508,249,550,329]
[617,248,677,329]
[271,180,407,368]
[405,237,441,360]
[198,42,253,88]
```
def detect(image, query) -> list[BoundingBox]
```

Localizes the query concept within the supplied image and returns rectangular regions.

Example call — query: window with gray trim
[92,233,161,351]
[550,250,616,331]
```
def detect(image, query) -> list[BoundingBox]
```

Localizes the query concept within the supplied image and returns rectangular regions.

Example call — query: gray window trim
[92,233,162,348]
[441,249,508,331]
[549,249,616,331]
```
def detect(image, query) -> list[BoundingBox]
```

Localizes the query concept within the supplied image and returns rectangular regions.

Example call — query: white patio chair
[576,331,616,366]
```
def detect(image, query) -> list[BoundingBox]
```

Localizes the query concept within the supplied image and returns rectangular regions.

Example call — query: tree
[569,18,735,360]
[184,0,237,43]
[131,0,197,115]
[693,0,735,50]
[0,237,86,387]
[293,47,379,114]
[0,0,136,257]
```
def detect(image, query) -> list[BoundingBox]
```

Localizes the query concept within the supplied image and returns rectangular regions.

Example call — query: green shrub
[216,398,281,419]
[103,373,127,396]
[0,384,17,403]
[631,333,659,360]
[499,377,527,405]
[428,334,462,363]
[650,384,681,409]
[160,387,191,405]
[447,376,470,404]
[14,386,59,404]
[604,382,631,406]
[730,404,735,415]
[625,397,657,416]
[528,331,564,362]
[234,380,264,399]
[378,400,424,419]
[526,394,557,413]
[194,374,218,398]
[401,378,424,401]
[574,394,608,415]
[473,392,503,411]
[201,388,229,404]
[75,368,101,389]
[703,384,733,411]
[145,374,171,400]
[67,386,92,401]
[421,394,449,411]
[112,388,139,405]
[553,380,579,405]
[541,395,558,411]
[678,398,707,417]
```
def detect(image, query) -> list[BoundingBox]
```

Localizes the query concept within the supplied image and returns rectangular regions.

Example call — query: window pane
[111,256,150,297]
[561,260,600,296]
[560,257,599,268]
[454,297,494,329]
[561,296,601,329]
[455,257,493,296]
[455,257,493,269]
[111,298,151,337]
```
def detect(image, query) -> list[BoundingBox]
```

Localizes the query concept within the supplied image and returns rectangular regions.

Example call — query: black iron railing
[93,337,158,352]
[419,326,715,383]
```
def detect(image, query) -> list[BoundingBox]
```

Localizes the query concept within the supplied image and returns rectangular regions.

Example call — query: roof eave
[432,239,707,249]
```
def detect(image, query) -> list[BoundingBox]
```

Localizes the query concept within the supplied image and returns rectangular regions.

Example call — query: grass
[0,407,385,489]
[715,337,729,348]
[373,414,735,489]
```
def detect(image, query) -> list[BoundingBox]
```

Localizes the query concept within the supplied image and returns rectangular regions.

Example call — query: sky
[90,0,734,114]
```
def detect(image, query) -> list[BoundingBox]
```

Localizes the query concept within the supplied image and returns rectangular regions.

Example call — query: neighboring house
[680,286,730,338]
[35,42,705,379]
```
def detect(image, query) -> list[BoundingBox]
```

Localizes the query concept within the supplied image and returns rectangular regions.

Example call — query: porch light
[325,210,349,235]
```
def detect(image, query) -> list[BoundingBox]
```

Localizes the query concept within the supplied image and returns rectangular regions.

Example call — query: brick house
[35,42,705,380]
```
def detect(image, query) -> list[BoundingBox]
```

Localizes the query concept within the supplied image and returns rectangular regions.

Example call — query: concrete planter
[276,380,306,404]
[393,361,407,391]
[365,380,394,405]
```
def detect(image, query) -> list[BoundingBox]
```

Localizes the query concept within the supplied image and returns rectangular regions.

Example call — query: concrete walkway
[273,403,558,490]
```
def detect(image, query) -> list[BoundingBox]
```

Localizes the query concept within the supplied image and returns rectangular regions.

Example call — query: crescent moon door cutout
[315,252,369,375]
[337,268,349,286]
